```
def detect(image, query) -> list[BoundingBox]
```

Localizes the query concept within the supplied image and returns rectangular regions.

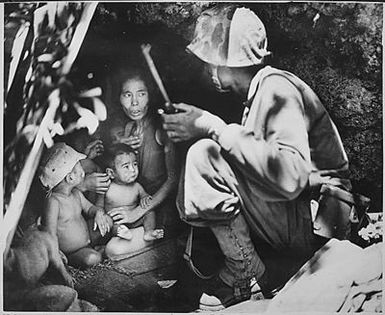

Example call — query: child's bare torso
[51,192,90,253]
[105,182,141,212]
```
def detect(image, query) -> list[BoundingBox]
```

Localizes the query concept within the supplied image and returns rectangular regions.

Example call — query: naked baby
[100,143,164,241]
[39,143,112,269]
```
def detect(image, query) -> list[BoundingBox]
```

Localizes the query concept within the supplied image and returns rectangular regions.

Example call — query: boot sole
[198,303,226,312]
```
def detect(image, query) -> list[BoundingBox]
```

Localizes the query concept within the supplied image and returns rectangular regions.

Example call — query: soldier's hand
[160,103,226,142]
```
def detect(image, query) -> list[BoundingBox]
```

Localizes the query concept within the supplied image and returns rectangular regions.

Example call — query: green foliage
[4,3,105,209]
[4,3,83,207]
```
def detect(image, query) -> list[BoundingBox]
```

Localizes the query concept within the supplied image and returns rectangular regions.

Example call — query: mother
[102,64,179,259]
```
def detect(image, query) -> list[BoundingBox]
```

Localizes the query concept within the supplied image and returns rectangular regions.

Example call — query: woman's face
[120,77,149,121]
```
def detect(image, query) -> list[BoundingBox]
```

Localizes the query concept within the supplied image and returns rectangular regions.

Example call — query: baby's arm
[137,183,152,209]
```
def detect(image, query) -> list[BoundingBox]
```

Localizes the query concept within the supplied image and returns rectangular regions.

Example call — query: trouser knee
[186,139,220,171]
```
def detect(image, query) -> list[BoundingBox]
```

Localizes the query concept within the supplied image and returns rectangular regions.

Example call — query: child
[100,143,164,241]
[39,142,112,269]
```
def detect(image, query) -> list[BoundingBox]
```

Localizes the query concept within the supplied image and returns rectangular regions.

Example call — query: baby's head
[104,143,139,185]
[39,143,87,192]
[116,66,155,121]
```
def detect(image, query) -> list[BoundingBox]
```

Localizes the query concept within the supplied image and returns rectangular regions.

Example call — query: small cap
[39,143,86,190]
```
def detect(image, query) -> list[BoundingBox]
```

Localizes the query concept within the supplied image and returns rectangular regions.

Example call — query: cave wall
[74,2,382,209]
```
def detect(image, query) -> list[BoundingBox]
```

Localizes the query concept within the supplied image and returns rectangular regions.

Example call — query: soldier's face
[208,65,231,93]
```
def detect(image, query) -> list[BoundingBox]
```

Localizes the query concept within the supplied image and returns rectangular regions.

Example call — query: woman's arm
[143,137,179,212]
[108,205,147,225]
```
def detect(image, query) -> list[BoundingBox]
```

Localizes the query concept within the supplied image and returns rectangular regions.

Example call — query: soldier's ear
[106,168,114,179]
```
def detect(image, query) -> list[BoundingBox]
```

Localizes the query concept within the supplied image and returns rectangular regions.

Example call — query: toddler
[39,143,112,269]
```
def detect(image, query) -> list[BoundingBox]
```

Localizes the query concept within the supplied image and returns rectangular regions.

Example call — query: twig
[141,43,176,114]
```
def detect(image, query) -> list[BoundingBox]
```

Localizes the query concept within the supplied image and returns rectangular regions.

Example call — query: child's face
[70,161,85,186]
[120,77,149,121]
[113,152,139,184]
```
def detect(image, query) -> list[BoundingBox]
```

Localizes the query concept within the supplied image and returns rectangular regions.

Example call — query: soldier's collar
[244,65,271,108]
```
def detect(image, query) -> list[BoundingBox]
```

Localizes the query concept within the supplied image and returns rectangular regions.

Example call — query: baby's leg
[67,247,102,269]
[143,211,164,241]
[116,225,133,240]
[105,223,133,240]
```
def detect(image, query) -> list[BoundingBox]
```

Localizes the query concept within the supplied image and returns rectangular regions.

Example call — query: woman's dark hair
[100,56,162,144]
[105,62,158,118]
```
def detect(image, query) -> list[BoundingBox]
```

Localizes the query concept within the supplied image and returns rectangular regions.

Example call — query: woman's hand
[93,209,113,236]
[83,173,111,194]
[119,135,142,150]
[108,206,146,224]
[84,139,104,160]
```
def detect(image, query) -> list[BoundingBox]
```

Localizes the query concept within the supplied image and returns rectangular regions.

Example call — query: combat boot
[198,213,267,310]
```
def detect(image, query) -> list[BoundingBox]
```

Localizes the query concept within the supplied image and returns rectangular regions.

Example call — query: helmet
[187,5,271,67]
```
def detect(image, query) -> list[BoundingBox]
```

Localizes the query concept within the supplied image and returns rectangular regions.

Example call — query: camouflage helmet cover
[187,5,271,67]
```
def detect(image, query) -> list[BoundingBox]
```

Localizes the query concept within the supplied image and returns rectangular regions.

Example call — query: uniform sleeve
[216,75,312,201]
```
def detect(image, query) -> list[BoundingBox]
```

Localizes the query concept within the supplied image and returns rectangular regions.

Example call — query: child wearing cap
[98,143,164,242]
[39,142,113,269]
